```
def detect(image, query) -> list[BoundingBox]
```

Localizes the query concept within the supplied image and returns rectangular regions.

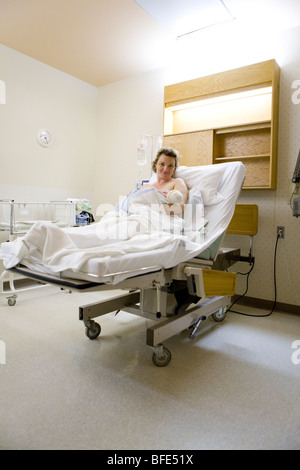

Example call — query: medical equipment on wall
[293,196,300,217]
[292,148,300,183]
[290,149,300,217]
[136,134,162,188]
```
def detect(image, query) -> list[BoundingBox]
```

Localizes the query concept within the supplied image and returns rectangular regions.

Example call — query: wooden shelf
[213,123,272,187]
[215,121,271,134]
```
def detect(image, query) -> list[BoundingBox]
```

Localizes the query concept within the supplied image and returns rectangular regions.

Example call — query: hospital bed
[1,162,257,366]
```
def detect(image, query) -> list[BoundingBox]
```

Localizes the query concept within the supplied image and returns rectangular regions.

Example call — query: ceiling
[1,0,300,87]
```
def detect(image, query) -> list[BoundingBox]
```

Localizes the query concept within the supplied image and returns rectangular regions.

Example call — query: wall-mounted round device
[37,129,53,147]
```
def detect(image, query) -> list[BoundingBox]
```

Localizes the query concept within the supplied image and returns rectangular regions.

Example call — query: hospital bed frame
[8,204,258,367]
[0,199,76,305]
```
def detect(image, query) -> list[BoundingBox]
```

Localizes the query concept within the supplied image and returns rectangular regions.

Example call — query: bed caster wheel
[85,321,101,340]
[212,307,227,322]
[152,345,172,367]
[7,295,17,307]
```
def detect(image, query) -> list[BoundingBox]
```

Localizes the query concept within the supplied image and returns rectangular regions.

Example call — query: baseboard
[233,295,300,315]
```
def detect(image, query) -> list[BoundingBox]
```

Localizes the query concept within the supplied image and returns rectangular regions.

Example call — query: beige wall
[95,70,165,209]
[0,44,98,199]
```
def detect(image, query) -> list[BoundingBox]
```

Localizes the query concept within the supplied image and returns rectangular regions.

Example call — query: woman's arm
[173,178,188,204]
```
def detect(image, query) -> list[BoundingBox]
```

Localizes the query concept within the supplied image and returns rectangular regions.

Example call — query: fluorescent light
[134,0,234,38]
[167,86,273,111]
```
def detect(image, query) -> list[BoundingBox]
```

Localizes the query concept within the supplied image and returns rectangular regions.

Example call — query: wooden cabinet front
[163,60,280,189]
[163,130,213,167]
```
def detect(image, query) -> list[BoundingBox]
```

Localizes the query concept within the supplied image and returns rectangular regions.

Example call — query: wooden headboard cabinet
[163,60,280,190]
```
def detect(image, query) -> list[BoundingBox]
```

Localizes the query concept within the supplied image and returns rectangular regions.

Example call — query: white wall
[0,44,98,202]
[94,25,300,308]
[95,70,165,208]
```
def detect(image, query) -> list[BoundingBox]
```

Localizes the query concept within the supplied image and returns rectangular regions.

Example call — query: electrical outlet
[277,226,285,238]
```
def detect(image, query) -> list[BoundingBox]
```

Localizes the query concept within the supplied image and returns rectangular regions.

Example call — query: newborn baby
[166,189,184,205]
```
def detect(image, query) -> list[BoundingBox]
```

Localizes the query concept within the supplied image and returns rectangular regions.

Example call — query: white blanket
[0,188,206,275]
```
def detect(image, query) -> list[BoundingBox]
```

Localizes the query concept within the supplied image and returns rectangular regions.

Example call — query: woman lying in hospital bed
[0,149,246,284]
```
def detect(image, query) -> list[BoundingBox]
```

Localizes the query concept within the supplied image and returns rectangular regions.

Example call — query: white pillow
[176,166,225,206]
[184,186,206,233]
[149,165,225,206]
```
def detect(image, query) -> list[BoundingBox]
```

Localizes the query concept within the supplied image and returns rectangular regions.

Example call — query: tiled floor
[0,285,299,450]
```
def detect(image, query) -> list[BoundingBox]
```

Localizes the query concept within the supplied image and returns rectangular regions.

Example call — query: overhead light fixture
[167,86,273,112]
[134,0,234,38]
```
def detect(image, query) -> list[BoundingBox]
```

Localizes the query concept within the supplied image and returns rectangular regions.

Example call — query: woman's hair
[152,147,180,176]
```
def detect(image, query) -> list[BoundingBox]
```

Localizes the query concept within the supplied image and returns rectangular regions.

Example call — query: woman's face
[156,154,176,181]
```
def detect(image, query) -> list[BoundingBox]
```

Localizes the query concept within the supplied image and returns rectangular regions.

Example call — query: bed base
[9,247,240,367]
[78,266,233,367]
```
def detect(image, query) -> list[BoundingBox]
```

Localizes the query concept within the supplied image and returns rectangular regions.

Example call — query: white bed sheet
[0,162,245,284]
